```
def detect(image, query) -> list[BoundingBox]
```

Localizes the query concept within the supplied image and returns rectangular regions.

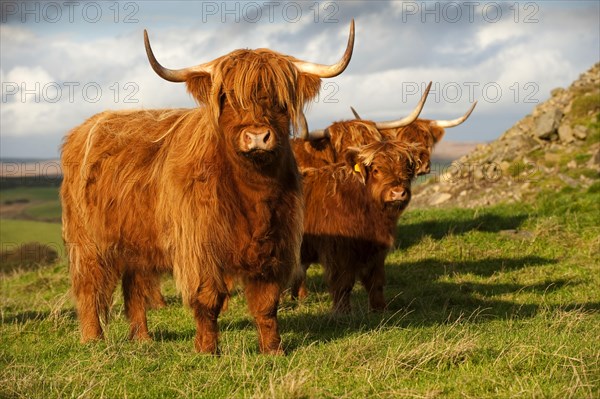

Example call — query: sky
[1,0,599,159]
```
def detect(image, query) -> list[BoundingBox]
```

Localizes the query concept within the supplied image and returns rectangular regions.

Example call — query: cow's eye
[372,168,380,177]
[219,93,227,107]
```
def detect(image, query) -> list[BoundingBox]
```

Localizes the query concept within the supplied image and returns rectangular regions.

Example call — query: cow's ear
[431,125,445,144]
[345,147,367,184]
[297,73,322,104]
[185,73,212,105]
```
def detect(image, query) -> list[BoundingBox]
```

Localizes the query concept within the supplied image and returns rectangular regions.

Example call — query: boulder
[544,152,561,164]
[558,124,575,143]
[534,108,563,139]
[573,125,588,140]
[430,192,452,206]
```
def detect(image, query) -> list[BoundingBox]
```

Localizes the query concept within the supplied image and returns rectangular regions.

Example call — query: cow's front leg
[191,284,226,354]
[359,259,387,312]
[122,269,152,340]
[290,263,310,301]
[244,277,284,355]
[327,265,356,314]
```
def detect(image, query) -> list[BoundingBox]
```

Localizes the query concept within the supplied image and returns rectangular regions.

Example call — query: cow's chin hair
[239,149,278,166]
[383,199,410,213]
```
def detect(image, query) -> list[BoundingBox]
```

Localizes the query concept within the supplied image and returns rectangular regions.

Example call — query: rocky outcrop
[412,63,600,209]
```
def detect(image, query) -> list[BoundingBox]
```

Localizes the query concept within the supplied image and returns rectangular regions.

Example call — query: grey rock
[500,135,539,160]
[534,108,563,139]
[430,192,452,206]
[558,125,575,143]
[558,173,579,188]
[544,152,561,164]
[573,125,588,140]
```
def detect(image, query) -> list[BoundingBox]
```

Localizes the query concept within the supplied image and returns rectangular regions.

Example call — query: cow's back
[60,109,229,275]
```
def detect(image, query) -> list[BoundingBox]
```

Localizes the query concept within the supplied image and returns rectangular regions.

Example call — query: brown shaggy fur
[291,120,382,168]
[379,120,445,175]
[61,49,325,355]
[290,118,443,176]
[293,141,427,312]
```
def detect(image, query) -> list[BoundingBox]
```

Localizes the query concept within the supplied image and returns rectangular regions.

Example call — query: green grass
[0,219,63,256]
[1,187,599,398]
[24,201,62,221]
[1,185,62,221]
[0,187,60,203]
[1,242,59,274]
[570,91,600,127]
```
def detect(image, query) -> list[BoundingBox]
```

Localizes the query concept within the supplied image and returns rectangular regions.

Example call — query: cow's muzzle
[385,187,411,209]
[242,128,276,152]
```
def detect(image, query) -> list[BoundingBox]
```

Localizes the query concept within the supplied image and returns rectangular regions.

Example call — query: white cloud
[0,24,35,43]
[1,65,55,104]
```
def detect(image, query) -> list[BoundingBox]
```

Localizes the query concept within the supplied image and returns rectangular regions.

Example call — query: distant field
[24,202,62,220]
[0,219,63,254]
[0,186,60,203]
[0,185,61,222]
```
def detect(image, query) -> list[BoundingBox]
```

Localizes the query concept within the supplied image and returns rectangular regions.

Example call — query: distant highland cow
[291,99,476,302]
[294,141,427,312]
[350,101,477,175]
[291,82,432,169]
[61,22,355,354]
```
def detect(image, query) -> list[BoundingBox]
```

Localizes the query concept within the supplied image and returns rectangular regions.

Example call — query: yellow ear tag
[354,163,361,173]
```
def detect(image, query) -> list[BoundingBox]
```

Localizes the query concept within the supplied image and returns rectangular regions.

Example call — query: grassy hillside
[1,184,598,398]
[413,63,600,210]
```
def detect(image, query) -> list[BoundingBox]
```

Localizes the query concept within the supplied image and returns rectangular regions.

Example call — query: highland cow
[294,141,427,312]
[350,101,477,175]
[61,23,355,354]
[291,82,432,169]
[291,101,476,301]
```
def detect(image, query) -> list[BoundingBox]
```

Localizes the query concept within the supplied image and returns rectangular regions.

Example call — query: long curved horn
[306,128,329,140]
[299,113,331,141]
[293,20,355,78]
[298,111,309,140]
[350,106,361,119]
[374,81,432,130]
[144,29,213,82]
[432,101,477,128]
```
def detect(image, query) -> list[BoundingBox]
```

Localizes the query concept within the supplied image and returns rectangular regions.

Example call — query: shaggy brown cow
[350,101,477,175]
[295,141,427,312]
[290,102,476,302]
[61,22,355,355]
[291,82,432,169]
